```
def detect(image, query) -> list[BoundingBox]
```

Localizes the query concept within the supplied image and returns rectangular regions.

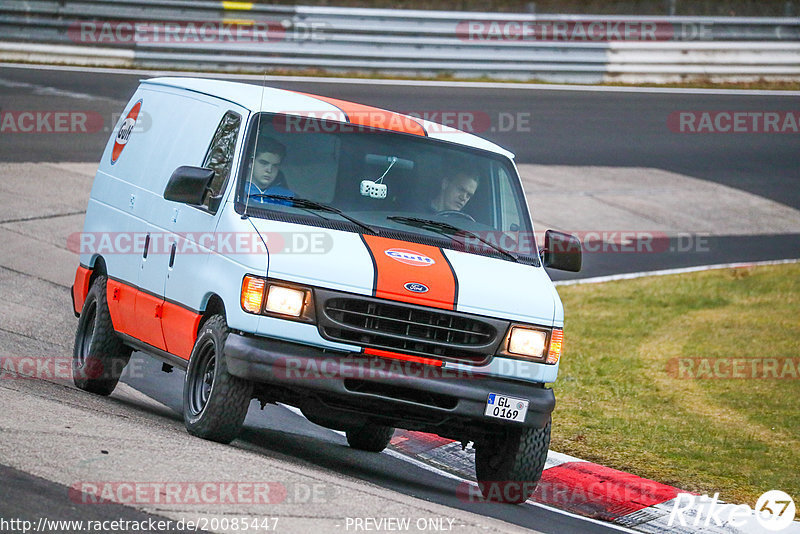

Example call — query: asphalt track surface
[1,65,798,210]
[0,464,205,534]
[1,64,797,281]
[0,64,798,533]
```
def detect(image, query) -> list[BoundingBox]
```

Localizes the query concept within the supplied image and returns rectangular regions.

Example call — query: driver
[431,170,479,213]
[245,136,294,202]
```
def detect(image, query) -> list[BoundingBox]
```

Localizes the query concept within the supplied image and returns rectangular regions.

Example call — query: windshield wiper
[386,216,518,263]
[248,194,379,235]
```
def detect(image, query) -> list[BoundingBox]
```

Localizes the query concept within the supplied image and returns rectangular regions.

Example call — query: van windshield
[235,113,538,264]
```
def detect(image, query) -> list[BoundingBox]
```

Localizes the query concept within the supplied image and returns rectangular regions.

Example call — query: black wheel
[72,275,132,396]
[475,421,551,504]
[183,315,253,444]
[346,423,395,452]
[437,210,475,222]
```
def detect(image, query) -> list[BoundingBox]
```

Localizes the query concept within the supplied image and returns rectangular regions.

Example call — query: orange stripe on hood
[296,92,427,136]
[361,235,457,311]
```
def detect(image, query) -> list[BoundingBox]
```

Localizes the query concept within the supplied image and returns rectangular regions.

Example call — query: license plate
[485,393,528,423]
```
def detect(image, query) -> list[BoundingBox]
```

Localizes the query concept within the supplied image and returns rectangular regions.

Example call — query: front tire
[72,275,131,396]
[475,421,551,504]
[183,315,253,444]
[346,423,395,452]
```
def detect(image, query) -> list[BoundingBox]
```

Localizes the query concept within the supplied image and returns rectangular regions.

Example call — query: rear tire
[183,315,253,444]
[72,275,131,396]
[475,421,551,504]
[346,423,395,452]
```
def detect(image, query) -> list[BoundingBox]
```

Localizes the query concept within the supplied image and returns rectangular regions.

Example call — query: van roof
[141,77,514,159]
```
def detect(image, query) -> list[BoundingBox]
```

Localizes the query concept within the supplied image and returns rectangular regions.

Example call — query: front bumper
[225,333,555,430]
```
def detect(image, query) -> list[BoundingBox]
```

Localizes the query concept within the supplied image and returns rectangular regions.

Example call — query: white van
[71,77,581,504]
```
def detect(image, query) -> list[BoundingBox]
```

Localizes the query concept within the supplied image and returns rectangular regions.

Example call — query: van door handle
[143,233,150,259]
[169,243,176,268]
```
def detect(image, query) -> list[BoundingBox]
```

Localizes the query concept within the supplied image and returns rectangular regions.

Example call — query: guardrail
[1,0,799,83]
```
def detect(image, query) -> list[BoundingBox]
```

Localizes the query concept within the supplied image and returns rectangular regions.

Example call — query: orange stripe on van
[72,266,92,314]
[106,278,138,339]
[296,92,427,136]
[161,301,202,360]
[361,235,457,311]
[105,278,201,358]
[133,291,168,351]
[364,347,443,367]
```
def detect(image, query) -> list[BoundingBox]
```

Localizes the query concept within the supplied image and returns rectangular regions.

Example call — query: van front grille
[315,290,508,365]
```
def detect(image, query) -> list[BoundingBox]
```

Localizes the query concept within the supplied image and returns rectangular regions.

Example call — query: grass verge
[552,263,800,506]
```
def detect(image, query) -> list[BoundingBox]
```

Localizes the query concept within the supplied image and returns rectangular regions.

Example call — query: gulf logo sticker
[111,99,142,165]
[384,248,435,267]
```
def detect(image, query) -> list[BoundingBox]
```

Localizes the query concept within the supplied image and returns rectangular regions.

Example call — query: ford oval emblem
[404,282,429,293]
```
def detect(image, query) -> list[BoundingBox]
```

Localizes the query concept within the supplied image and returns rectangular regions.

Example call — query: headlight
[499,325,563,364]
[265,285,305,317]
[240,276,315,322]
[507,327,547,359]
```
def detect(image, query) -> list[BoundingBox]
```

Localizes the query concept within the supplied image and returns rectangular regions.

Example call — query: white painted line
[2,62,799,96]
[386,448,641,533]
[555,258,800,286]
[114,382,176,415]
[545,449,588,469]
[528,502,643,534]
[285,400,581,470]
[383,449,466,483]
[279,403,466,479]
[279,403,305,418]
[0,76,116,102]
[0,43,134,59]
[279,403,350,438]
[272,352,783,534]
[280,400,642,530]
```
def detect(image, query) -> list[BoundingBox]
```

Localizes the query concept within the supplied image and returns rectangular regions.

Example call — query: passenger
[245,136,294,202]
[430,169,479,213]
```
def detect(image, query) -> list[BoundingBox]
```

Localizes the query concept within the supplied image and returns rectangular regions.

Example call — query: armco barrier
[1,0,799,82]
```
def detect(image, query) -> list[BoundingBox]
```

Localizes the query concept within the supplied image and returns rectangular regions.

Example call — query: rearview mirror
[542,230,582,272]
[163,166,215,205]
[365,154,414,170]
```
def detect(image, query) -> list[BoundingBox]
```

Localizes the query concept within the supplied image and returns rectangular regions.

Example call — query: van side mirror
[542,230,582,272]
[164,166,215,205]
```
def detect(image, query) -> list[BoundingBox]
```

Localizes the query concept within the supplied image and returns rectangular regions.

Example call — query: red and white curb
[389,430,800,534]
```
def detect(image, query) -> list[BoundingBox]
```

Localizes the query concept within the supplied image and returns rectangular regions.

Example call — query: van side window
[496,165,522,232]
[201,111,242,210]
